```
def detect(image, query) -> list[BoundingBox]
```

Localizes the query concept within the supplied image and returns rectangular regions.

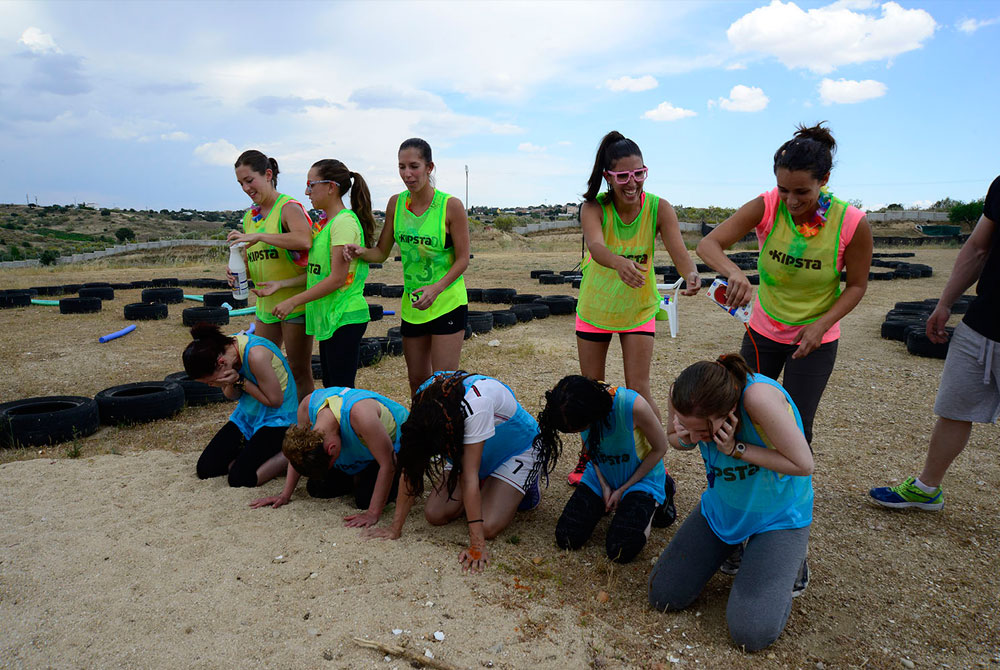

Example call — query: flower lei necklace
[249,203,264,224]
[794,188,832,238]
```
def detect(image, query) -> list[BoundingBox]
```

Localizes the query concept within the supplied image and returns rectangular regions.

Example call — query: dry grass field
[0,231,997,669]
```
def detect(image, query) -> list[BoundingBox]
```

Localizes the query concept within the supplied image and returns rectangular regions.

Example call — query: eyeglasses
[305,180,333,192]
[604,167,649,185]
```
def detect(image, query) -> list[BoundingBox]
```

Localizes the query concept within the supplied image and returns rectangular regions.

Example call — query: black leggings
[196,421,287,488]
[555,484,656,563]
[318,321,368,389]
[740,328,838,445]
[306,461,399,510]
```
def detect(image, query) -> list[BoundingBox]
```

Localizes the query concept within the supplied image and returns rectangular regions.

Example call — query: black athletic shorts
[400,304,468,337]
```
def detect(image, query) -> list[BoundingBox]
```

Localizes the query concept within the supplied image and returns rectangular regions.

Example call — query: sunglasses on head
[604,166,648,185]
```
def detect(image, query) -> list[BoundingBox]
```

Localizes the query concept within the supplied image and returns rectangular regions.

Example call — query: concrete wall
[512,220,701,234]
[0,238,227,270]
[866,210,949,222]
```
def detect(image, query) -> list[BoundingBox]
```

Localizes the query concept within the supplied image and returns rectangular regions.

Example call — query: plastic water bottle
[229,243,249,301]
[706,277,752,323]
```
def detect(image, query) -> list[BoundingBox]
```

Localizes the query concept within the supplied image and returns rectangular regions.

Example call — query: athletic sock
[914,477,938,494]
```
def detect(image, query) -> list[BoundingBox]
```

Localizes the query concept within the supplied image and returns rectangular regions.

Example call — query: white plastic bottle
[228,243,249,301]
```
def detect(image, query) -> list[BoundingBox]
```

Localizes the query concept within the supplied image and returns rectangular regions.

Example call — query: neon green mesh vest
[393,189,467,324]
[305,210,370,340]
[577,192,660,330]
[242,193,308,323]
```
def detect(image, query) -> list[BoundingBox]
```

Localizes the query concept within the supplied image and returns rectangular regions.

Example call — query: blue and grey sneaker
[518,477,541,512]
[868,477,944,511]
[792,558,809,598]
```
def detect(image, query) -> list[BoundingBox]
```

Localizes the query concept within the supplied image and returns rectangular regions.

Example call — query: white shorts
[443,446,540,495]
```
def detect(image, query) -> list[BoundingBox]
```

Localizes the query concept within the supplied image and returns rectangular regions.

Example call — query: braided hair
[535,375,614,463]
[397,371,471,498]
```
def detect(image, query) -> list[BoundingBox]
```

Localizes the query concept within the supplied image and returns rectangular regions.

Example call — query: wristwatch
[731,442,746,459]
[232,376,245,392]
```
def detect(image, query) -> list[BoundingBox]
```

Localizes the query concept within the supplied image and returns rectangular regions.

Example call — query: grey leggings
[648,505,810,652]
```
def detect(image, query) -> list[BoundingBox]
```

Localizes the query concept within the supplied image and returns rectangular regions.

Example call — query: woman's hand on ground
[459,544,490,573]
[249,495,289,509]
[344,510,379,528]
[362,527,401,540]
[614,257,647,288]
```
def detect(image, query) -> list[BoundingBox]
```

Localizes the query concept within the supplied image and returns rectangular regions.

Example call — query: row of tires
[880,296,975,359]
[0,376,224,449]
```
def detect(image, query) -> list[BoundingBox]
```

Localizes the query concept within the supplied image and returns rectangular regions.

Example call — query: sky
[0,0,997,213]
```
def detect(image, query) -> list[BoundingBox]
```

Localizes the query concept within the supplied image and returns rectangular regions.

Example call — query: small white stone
[384,655,391,662]
[308,628,319,636]
[901,660,915,669]
[434,631,445,641]
[309,572,318,579]
[425,601,434,607]
[392,629,403,635]
[424,649,434,659]
[487,339,500,347]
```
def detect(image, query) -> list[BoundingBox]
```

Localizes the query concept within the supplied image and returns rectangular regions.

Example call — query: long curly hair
[535,375,614,462]
[397,371,470,498]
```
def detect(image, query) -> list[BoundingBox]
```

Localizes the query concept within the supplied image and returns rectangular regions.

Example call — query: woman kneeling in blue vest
[537,375,670,564]
[250,387,408,529]
[648,353,813,652]
[365,371,554,574]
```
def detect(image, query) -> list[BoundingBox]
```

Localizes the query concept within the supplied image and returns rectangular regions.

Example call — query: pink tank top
[749,188,865,344]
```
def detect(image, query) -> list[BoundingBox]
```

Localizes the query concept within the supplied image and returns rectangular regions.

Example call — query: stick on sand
[352,636,461,670]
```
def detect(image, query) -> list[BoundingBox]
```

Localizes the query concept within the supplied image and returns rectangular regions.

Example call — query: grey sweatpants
[648,504,809,652]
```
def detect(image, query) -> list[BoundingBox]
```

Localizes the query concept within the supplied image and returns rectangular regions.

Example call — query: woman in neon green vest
[344,138,470,395]
[227,149,314,402]
[252,159,375,389]
[571,131,700,507]
[697,123,872,446]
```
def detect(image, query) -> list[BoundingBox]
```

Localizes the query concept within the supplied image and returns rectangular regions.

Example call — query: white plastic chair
[656,278,684,338]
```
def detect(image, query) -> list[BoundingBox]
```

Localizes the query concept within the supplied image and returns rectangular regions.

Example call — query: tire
[59,297,102,314]
[894,301,929,311]
[885,308,930,321]
[538,273,566,284]
[183,306,230,326]
[386,336,403,356]
[0,292,31,309]
[79,286,115,301]
[572,278,582,289]
[529,269,554,279]
[510,304,534,322]
[381,285,405,298]
[387,326,401,338]
[536,295,575,315]
[365,303,383,321]
[95,381,185,425]
[0,396,100,448]
[906,329,952,359]
[203,292,247,309]
[369,263,383,270]
[124,302,168,320]
[468,310,494,334]
[491,310,518,327]
[311,354,323,380]
[881,320,921,341]
[696,263,712,273]
[141,287,184,304]
[164,371,228,405]
[358,338,383,367]
[747,274,760,286]
[62,283,83,293]
[110,282,135,290]
[466,288,483,302]
[30,285,65,296]
[512,293,541,304]
[363,282,385,297]
[527,302,550,319]
[483,288,516,304]
[152,277,179,287]
[464,324,473,340]
[130,280,153,289]
[559,270,579,276]
[869,270,895,280]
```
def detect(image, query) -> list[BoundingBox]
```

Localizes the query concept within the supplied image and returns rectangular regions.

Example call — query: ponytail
[583,131,643,202]
[348,171,376,247]
[773,122,836,180]
[182,323,235,379]
[671,353,751,419]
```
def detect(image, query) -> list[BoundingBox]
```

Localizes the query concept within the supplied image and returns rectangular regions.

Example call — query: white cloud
[518,142,545,153]
[642,102,697,122]
[716,85,769,112]
[605,75,658,92]
[910,199,933,209]
[194,139,239,166]
[18,27,60,54]
[819,77,887,104]
[725,62,747,70]
[727,0,936,73]
[161,131,190,142]
[957,17,998,34]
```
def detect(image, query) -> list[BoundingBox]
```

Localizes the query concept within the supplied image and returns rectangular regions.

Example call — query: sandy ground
[1,239,998,669]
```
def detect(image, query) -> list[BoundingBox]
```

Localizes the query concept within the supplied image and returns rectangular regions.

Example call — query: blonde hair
[282,425,328,479]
